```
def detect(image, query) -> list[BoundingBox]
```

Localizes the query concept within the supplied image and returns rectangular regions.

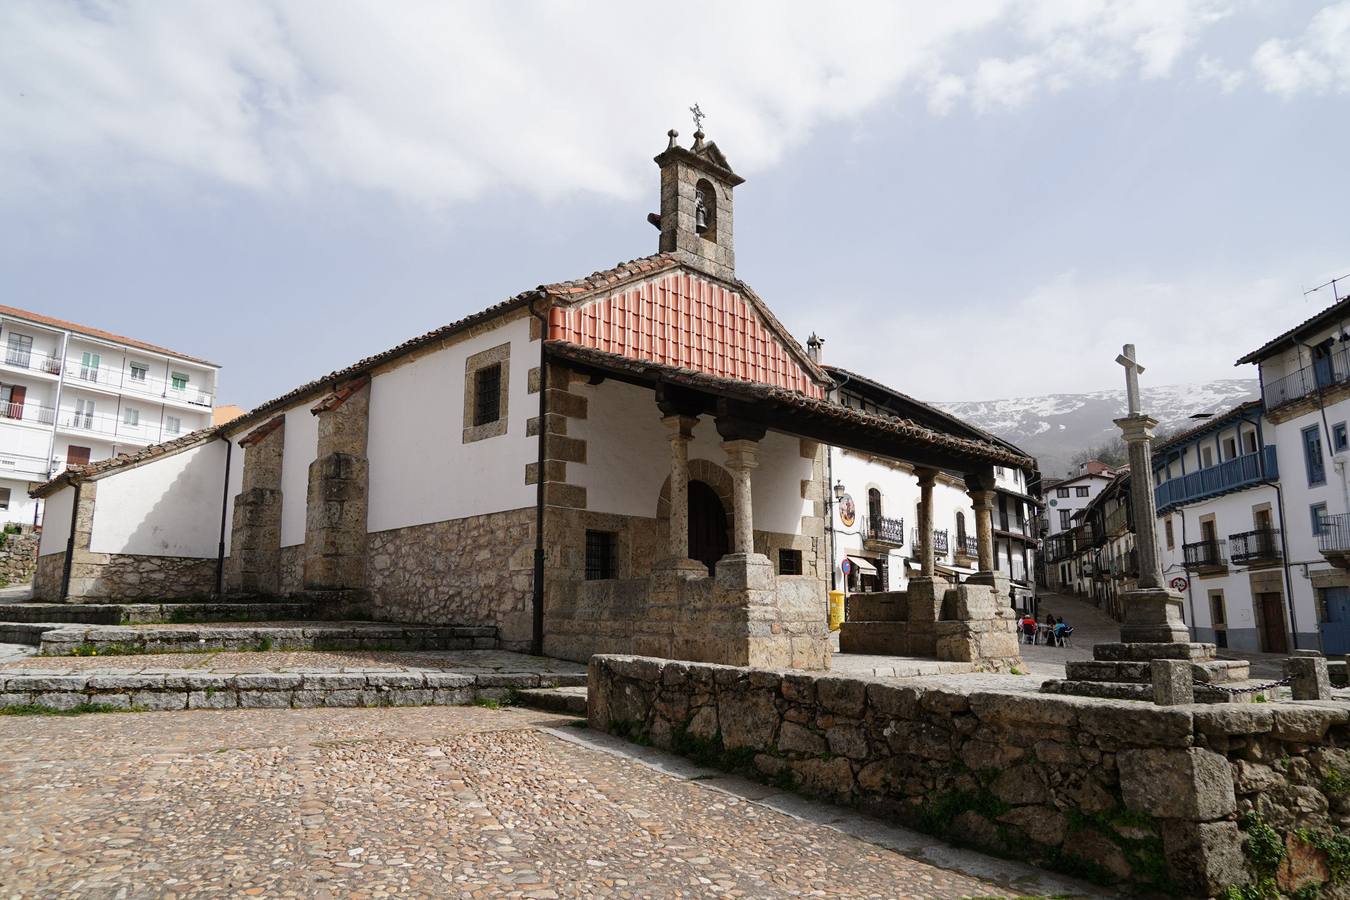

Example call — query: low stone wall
[65,552,218,602]
[0,668,579,712]
[0,531,39,584]
[32,553,63,601]
[366,508,536,651]
[589,655,1350,897]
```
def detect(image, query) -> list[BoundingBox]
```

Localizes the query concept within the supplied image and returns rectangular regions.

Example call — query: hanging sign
[1170,577,1189,592]
[838,493,856,528]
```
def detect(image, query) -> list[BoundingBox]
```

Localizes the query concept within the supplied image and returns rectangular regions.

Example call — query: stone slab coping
[0,602,319,625]
[25,621,500,655]
[1093,642,1217,662]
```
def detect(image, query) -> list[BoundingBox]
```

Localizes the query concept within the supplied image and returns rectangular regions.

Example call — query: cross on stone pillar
[663,414,698,562]
[722,439,759,556]
[916,468,938,578]
[1116,343,1146,416]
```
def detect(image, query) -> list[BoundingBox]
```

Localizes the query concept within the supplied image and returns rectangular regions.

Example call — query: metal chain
[1195,676,1292,695]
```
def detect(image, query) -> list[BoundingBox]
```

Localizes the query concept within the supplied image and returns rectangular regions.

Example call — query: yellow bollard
[828,590,845,632]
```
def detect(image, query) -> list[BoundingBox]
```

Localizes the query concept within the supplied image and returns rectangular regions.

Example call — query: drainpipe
[60,481,80,601]
[215,436,233,597]
[529,292,550,658]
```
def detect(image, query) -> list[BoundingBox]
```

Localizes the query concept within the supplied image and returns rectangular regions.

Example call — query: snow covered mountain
[936,379,1260,479]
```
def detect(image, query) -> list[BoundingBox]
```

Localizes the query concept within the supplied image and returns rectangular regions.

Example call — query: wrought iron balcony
[956,534,978,558]
[1182,539,1227,572]
[1229,528,1282,567]
[1262,343,1350,411]
[1154,447,1278,513]
[912,528,949,558]
[864,515,905,546]
[1104,504,1130,537]
[1318,515,1350,568]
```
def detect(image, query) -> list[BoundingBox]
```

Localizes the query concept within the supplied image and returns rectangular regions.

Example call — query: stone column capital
[968,489,997,511]
[1114,414,1159,443]
[721,439,761,472]
[915,466,939,488]
[661,413,699,441]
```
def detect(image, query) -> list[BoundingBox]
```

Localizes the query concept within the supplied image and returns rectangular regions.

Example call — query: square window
[1335,423,1348,453]
[585,530,615,580]
[123,409,139,426]
[474,364,502,426]
[462,344,510,443]
[1075,486,1089,497]
[1312,502,1329,536]
[1056,488,1069,499]
[129,363,148,382]
[165,415,181,435]
[778,548,803,575]
[170,372,188,391]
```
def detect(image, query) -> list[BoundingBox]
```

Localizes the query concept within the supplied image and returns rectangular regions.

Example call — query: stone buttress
[227,415,285,594]
[303,376,371,592]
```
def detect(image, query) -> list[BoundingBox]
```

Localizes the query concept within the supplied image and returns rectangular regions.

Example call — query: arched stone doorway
[688,480,730,574]
[657,458,736,573]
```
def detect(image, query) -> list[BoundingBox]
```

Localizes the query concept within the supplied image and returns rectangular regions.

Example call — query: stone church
[32,129,1032,670]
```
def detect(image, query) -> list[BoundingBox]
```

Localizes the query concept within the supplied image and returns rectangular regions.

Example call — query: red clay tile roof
[31,427,221,498]
[0,303,219,367]
[547,340,1033,468]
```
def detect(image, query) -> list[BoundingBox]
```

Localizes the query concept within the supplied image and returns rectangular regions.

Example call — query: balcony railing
[1262,343,1350,411]
[1,402,57,427]
[3,349,62,375]
[121,374,215,408]
[864,515,905,546]
[955,534,978,557]
[1155,447,1278,513]
[1183,539,1227,571]
[1104,504,1130,536]
[1318,515,1350,555]
[1229,528,1282,566]
[912,528,949,558]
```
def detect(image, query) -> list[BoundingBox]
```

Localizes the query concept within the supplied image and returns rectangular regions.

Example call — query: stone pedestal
[1120,586,1191,643]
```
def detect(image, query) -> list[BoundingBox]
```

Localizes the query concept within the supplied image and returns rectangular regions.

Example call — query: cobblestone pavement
[0,648,587,675]
[0,706,1087,899]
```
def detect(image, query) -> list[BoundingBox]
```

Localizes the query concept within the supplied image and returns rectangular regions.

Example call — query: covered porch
[540,342,1031,671]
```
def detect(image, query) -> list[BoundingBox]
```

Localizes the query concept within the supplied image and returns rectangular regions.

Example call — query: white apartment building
[1040,466,1114,593]
[1235,297,1350,653]
[0,304,219,525]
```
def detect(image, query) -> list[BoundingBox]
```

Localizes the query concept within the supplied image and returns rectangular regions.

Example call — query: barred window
[777,548,803,575]
[585,530,615,580]
[474,364,502,426]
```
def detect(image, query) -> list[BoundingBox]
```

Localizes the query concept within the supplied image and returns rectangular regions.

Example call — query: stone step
[514,685,588,716]
[1066,658,1250,685]
[1092,642,1217,662]
[1040,679,1252,704]
[18,622,498,655]
[0,602,319,626]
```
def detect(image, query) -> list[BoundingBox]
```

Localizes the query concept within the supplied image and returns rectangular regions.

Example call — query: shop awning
[845,555,878,575]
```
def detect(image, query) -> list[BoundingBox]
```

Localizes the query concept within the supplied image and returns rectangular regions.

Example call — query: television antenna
[1305,271,1350,303]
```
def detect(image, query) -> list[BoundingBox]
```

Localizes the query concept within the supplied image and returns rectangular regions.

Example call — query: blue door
[1322,587,1350,655]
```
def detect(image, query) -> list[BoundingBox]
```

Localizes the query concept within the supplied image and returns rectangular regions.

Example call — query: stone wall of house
[366,507,536,651]
[63,553,218,602]
[590,655,1350,897]
[0,531,39,584]
[32,553,63,601]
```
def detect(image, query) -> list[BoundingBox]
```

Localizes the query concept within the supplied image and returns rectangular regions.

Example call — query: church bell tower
[653,124,744,282]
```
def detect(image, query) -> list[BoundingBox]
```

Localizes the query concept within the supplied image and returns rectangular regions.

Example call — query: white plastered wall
[569,378,812,533]
[280,404,319,547]
[88,440,228,558]
[366,316,536,533]
[222,432,245,556]
[38,485,74,556]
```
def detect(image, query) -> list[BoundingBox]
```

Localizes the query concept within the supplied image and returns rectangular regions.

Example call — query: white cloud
[1196,55,1245,93]
[0,0,1299,206]
[1253,1,1350,96]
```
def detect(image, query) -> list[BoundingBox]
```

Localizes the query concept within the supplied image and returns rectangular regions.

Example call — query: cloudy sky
[2,1,1348,408]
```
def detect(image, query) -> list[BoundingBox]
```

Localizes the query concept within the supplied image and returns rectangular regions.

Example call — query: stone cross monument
[1113,344,1190,643]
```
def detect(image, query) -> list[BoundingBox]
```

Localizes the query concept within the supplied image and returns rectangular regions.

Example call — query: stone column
[969,490,997,574]
[304,377,371,594]
[722,439,759,555]
[915,467,937,578]
[663,414,698,560]
[228,415,285,595]
[1116,413,1189,643]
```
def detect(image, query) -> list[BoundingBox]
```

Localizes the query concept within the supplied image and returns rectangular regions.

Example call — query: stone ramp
[515,685,588,715]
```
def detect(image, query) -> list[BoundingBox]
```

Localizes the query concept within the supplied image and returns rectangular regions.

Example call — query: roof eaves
[30,426,222,499]
[1235,295,1350,365]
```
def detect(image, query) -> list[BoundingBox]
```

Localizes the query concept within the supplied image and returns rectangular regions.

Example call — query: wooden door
[688,480,730,575]
[1258,593,1288,654]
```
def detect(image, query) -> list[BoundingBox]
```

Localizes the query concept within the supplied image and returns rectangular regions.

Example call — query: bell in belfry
[694,187,709,233]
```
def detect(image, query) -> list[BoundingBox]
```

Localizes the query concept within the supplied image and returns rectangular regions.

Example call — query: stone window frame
[462,342,511,444]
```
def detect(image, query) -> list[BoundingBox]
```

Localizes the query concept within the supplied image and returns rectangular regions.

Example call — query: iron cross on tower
[690,103,706,132]
[1116,344,1146,416]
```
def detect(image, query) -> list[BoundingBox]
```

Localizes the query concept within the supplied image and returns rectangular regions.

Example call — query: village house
[1039,464,1114,594]
[30,129,1032,671]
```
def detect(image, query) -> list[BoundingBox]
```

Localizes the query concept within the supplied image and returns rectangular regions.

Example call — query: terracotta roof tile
[31,426,220,498]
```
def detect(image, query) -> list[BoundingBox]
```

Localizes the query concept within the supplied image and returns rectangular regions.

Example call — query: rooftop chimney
[806,333,824,365]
